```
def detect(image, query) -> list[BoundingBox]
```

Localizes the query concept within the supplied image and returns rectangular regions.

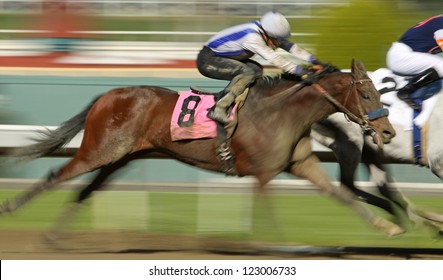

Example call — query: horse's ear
[351,59,366,78]
[351,58,357,76]
[357,60,367,73]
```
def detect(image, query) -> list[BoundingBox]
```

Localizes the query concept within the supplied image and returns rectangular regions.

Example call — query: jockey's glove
[314,61,341,74]
[293,65,317,85]
[311,58,330,71]
[301,73,318,85]
[310,56,341,72]
[308,55,319,64]
[294,65,311,76]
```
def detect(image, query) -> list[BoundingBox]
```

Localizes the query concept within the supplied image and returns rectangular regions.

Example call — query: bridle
[267,67,389,135]
[312,76,389,135]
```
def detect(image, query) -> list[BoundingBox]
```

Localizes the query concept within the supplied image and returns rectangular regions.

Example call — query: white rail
[0,124,330,156]
[0,124,441,194]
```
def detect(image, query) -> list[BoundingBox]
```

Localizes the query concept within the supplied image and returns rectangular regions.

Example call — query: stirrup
[217,141,237,176]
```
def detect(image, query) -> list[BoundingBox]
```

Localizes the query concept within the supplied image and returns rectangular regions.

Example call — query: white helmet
[260,12,291,39]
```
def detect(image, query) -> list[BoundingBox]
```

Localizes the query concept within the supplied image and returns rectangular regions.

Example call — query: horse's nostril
[389,129,396,138]
[382,130,395,142]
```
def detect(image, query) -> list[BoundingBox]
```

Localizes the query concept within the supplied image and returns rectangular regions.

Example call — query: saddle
[193,86,251,176]
[170,87,249,176]
[408,79,442,103]
[393,71,442,110]
[189,86,217,95]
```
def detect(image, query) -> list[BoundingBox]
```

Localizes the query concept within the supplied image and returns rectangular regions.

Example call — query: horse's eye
[362,94,370,100]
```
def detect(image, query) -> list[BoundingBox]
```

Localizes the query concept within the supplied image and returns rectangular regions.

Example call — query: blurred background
[0,0,441,69]
[0,0,442,252]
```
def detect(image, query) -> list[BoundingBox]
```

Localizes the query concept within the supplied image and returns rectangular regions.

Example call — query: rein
[261,67,388,134]
[312,78,388,134]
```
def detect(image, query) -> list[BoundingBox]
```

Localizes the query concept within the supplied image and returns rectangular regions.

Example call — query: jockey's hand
[314,61,341,73]
[294,65,311,77]
[311,64,324,73]
[301,73,318,85]
[294,65,317,85]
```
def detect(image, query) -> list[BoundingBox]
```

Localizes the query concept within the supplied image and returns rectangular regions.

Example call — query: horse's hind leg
[363,147,443,232]
[289,154,405,236]
[0,169,59,214]
[414,148,443,225]
[0,155,92,214]
[0,149,113,214]
[0,128,137,215]
[46,158,131,243]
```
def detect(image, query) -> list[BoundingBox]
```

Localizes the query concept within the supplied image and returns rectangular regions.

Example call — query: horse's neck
[248,73,354,126]
[247,80,297,109]
[248,82,335,125]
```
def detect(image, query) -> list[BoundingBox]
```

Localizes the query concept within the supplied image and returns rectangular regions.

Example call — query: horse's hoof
[373,217,406,237]
[43,231,67,251]
[387,225,406,237]
[44,231,57,241]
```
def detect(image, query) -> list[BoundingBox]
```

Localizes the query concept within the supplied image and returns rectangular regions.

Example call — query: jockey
[196,11,325,124]
[386,14,443,109]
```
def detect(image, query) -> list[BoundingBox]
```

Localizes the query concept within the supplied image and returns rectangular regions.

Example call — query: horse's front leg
[419,126,443,225]
[290,145,404,236]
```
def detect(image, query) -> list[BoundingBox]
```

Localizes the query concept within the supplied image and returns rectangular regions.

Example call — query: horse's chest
[235,120,302,169]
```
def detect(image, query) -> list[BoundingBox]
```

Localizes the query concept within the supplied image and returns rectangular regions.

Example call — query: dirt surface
[0,229,302,260]
[1,229,442,260]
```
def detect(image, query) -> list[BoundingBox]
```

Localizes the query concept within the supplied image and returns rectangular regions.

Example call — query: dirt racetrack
[1,229,442,260]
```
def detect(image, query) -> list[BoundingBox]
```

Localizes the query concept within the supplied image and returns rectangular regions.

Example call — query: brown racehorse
[0,60,402,237]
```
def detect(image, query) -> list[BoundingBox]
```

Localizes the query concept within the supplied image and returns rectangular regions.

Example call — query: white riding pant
[386,42,443,77]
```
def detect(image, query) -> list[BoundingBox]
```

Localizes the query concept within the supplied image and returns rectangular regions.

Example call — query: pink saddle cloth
[171,90,218,141]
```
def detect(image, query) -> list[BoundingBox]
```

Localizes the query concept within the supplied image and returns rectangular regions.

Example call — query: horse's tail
[10,95,102,161]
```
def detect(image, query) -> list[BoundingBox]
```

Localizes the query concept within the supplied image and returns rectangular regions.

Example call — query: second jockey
[386,14,443,110]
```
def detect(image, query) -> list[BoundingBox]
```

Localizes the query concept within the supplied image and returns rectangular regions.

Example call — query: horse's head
[322,60,395,149]
[351,60,396,147]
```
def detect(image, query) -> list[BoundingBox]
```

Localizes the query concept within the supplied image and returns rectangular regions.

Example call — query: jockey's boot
[397,67,440,110]
[207,92,236,125]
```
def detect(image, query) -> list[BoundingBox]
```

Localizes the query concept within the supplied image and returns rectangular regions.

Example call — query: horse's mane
[254,65,341,88]
[250,66,342,109]
[254,72,301,88]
